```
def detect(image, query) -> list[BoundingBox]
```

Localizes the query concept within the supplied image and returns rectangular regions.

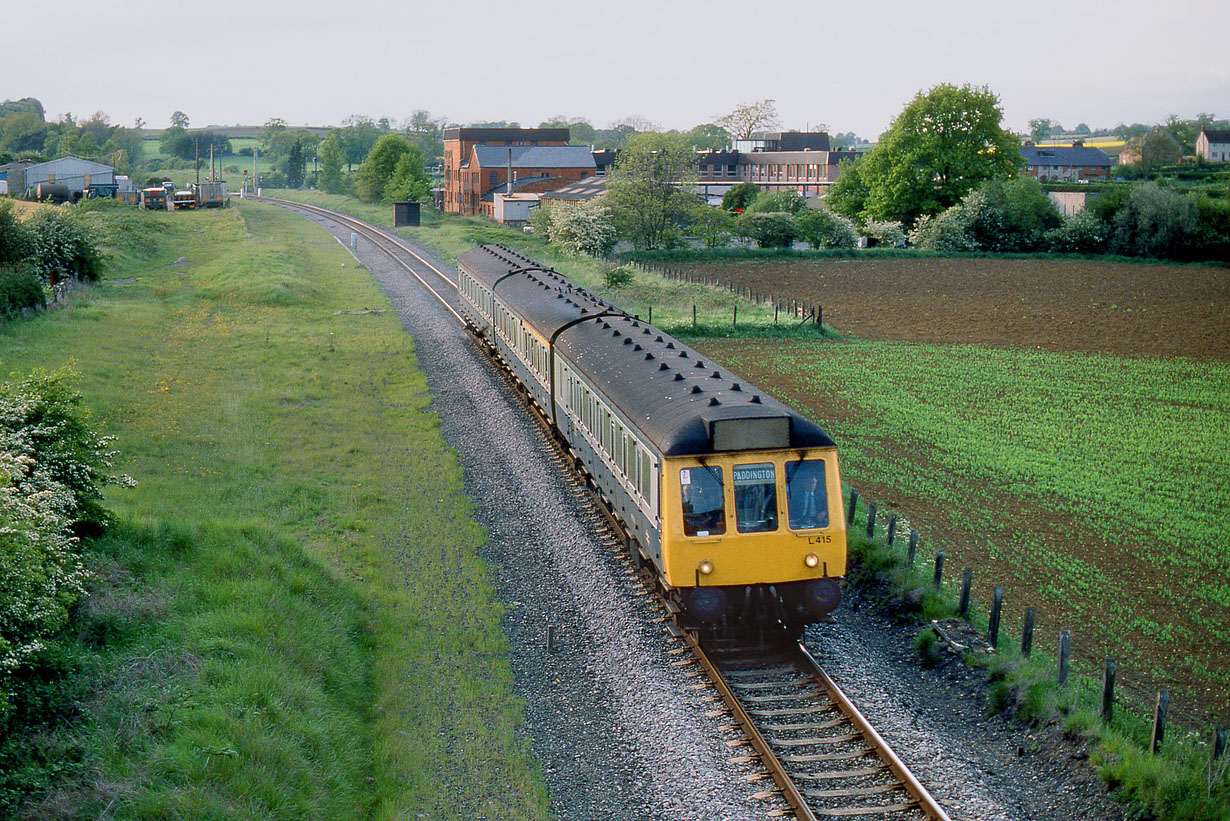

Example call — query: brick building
[1019,141,1112,181]
[694,132,860,201]
[443,127,596,217]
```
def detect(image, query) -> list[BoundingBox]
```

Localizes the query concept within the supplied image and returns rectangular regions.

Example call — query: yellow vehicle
[458,244,847,633]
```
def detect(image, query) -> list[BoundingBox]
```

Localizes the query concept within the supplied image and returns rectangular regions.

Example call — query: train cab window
[733,462,778,533]
[680,467,726,537]
[786,459,829,530]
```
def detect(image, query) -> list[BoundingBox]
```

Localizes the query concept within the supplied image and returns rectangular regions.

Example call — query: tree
[825,157,869,220]
[1028,118,1059,142]
[385,145,431,202]
[604,131,698,250]
[0,112,50,153]
[286,138,306,188]
[169,110,189,128]
[685,123,729,151]
[0,97,44,119]
[337,116,383,171]
[736,211,799,248]
[1109,182,1197,259]
[318,135,346,194]
[1125,129,1182,168]
[354,134,420,202]
[717,99,780,140]
[966,176,1061,252]
[543,199,617,257]
[848,83,1021,225]
[747,189,807,216]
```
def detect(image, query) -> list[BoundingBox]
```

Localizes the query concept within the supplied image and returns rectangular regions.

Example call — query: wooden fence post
[866,502,877,538]
[988,587,1003,649]
[958,568,973,616]
[692,304,697,329]
[1214,729,1227,762]
[933,551,946,590]
[847,488,858,524]
[1101,659,1116,722]
[886,514,898,545]
[1021,607,1035,658]
[1152,690,1169,754]
[1058,631,1071,687]
[907,531,919,566]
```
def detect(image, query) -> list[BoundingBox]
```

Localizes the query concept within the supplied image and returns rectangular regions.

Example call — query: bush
[603,265,635,289]
[797,208,858,249]
[1046,208,1108,254]
[861,219,907,248]
[1109,182,1198,259]
[0,202,30,267]
[968,177,1062,252]
[0,266,45,318]
[736,211,800,248]
[0,371,129,718]
[907,203,977,251]
[21,208,104,284]
[747,189,808,215]
[721,182,760,213]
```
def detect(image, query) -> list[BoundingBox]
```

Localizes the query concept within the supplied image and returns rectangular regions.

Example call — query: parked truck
[192,180,228,208]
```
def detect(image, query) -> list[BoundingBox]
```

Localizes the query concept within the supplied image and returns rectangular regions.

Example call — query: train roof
[458,244,836,457]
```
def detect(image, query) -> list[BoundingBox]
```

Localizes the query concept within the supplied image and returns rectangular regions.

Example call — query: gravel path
[280,204,1126,820]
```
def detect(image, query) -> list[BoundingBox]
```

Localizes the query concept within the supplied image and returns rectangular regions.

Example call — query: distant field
[687,257,1230,725]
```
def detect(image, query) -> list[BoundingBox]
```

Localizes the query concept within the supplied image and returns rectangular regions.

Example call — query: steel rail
[689,632,952,821]
[798,643,953,821]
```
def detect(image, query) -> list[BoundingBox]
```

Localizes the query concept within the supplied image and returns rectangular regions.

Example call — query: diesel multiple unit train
[457,244,847,632]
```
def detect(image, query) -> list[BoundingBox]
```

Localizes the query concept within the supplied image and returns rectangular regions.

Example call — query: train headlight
[698,560,714,576]
[804,553,820,568]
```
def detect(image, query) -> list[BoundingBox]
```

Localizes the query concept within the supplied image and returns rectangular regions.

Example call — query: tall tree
[169,110,189,128]
[842,83,1021,225]
[604,131,697,250]
[685,123,729,151]
[318,135,345,194]
[353,134,418,202]
[716,99,780,140]
[285,138,305,188]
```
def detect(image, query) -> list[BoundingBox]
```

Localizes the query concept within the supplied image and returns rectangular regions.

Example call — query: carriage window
[680,467,725,536]
[733,462,778,533]
[787,459,828,530]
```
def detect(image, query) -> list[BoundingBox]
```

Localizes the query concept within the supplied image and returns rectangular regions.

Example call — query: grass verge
[0,202,548,819]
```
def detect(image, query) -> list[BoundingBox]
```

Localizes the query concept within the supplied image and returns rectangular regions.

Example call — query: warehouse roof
[470,145,596,169]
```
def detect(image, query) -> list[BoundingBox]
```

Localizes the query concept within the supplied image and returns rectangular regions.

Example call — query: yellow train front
[456,244,846,634]
[662,443,846,630]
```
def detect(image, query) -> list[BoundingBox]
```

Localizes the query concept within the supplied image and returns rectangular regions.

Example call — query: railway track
[254,196,951,821]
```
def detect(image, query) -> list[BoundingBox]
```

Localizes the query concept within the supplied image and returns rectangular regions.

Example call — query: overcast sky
[7,0,1227,139]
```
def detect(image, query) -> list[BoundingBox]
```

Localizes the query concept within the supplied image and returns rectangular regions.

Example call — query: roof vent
[710,371,721,378]
[691,386,703,394]
[679,351,688,358]
[659,363,670,371]
[656,336,665,343]
[623,337,632,345]
[696,361,706,369]
[665,342,675,349]
[750,395,762,403]
[633,344,643,351]
[600,321,609,328]
[709,397,721,406]
[673,373,684,381]
[731,383,742,391]
[644,353,655,361]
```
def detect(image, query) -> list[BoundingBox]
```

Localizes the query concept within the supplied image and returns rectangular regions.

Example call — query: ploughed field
[684,257,1230,726]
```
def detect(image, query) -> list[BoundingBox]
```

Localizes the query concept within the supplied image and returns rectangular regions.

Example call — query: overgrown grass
[0,203,548,818]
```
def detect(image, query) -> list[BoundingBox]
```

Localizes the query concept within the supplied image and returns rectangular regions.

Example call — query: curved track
[255,196,951,821]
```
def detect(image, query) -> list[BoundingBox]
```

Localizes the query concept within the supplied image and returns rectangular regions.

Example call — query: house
[20,156,117,198]
[1019,141,1112,181]
[443,127,597,217]
[1197,126,1230,163]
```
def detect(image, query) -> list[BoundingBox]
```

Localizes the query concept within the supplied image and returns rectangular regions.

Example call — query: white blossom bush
[21,208,104,284]
[0,371,132,716]
[0,451,86,711]
[546,199,617,257]
[861,219,907,248]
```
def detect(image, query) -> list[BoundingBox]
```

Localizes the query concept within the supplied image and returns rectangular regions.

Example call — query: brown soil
[683,257,1230,360]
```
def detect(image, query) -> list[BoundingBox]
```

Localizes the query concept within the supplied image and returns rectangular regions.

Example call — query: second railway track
[255,196,952,821]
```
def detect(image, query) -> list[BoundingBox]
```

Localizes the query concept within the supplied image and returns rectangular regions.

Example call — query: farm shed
[21,156,116,198]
